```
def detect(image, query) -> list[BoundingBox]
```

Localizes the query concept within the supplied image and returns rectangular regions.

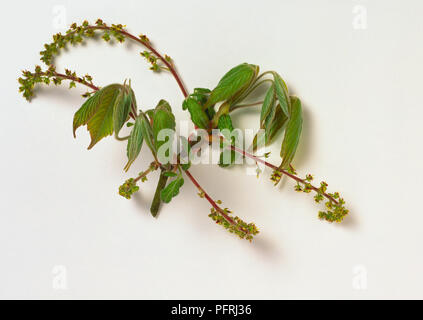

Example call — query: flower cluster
[18,65,96,100]
[208,207,259,241]
[101,22,126,43]
[270,165,296,185]
[318,193,348,223]
[118,163,158,199]
[39,19,128,65]
[140,51,160,71]
[138,34,150,43]
[140,51,172,72]
[118,178,139,199]
[293,173,349,223]
[270,169,282,185]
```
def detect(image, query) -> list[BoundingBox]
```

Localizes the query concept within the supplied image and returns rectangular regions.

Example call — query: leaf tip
[87,141,96,150]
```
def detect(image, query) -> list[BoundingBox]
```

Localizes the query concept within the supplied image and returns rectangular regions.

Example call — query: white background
[1,0,422,299]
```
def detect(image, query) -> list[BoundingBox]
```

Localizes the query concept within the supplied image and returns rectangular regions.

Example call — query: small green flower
[118,178,139,199]
[102,32,110,42]
[270,169,282,185]
[208,207,259,241]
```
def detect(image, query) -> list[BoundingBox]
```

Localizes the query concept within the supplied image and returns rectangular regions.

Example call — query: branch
[183,169,254,237]
[49,71,99,91]
[230,145,339,205]
[42,22,188,97]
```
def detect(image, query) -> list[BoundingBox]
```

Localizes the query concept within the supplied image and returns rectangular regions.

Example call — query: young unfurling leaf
[252,104,288,151]
[218,114,240,167]
[280,96,302,169]
[183,97,210,129]
[139,112,156,155]
[73,91,102,138]
[124,114,144,171]
[183,88,215,121]
[160,175,184,203]
[193,87,211,96]
[150,170,169,217]
[205,63,259,108]
[183,88,210,109]
[113,88,132,138]
[217,114,234,132]
[156,99,172,113]
[178,136,191,170]
[153,100,176,153]
[267,105,288,142]
[260,83,276,128]
[272,72,290,118]
[217,114,234,143]
[145,109,155,122]
[73,84,120,136]
[163,171,177,177]
[86,85,122,149]
[218,149,237,167]
[73,84,123,149]
[114,82,136,137]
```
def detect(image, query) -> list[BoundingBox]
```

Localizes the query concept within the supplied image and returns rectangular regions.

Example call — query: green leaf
[193,87,211,95]
[217,114,234,132]
[156,99,172,113]
[183,88,215,120]
[217,114,239,167]
[86,85,122,149]
[160,176,184,203]
[205,105,216,120]
[145,109,155,121]
[280,96,302,169]
[252,104,288,150]
[272,72,290,118]
[163,171,177,177]
[73,84,123,149]
[150,170,169,217]
[179,136,191,170]
[124,114,144,172]
[260,83,276,128]
[73,93,98,138]
[113,89,132,137]
[205,63,259,108]
[129,84,137,111]
[218,149,238,167]
[139,112,156,154]
[217,114,235,144]
[85,90,120,149]
[73,85,111,137]
[153,101,176,155]
[268,106,288,140]
[184,97,210,129]
[183,88,211,110]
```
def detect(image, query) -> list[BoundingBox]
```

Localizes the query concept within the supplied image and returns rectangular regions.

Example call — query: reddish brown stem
[133,162,158,183]
[231,145,339,205]
[85,26,189,98]
[183,169,249,234]
[45,71,99,91]
[51,71,140,120]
